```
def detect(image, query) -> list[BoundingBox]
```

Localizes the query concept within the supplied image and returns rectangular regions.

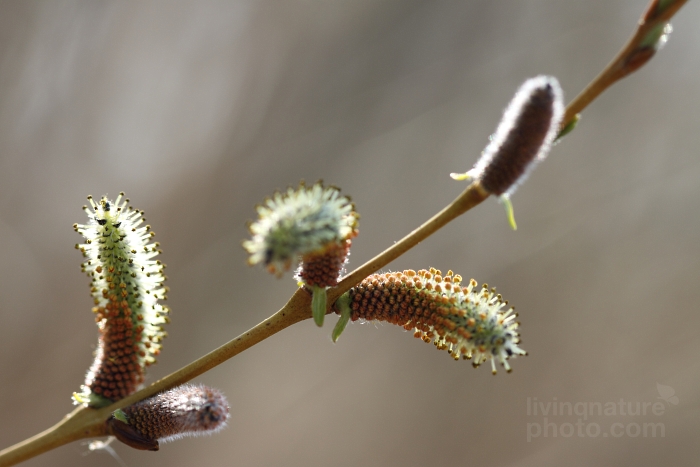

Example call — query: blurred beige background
[1,1,699,466]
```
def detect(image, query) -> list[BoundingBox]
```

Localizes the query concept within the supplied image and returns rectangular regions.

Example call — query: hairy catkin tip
[243,181,358,281]
[467,76,564,196]
[108,384,230,451]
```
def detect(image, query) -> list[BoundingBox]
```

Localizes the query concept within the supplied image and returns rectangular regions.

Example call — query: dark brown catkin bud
[453,76,564,197]
[108,384,229,451]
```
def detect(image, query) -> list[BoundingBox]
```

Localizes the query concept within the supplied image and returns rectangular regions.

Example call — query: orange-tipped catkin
[454,76,564,197]
[108,384,229,451]
[339,268,526,374]
[73,193,169,407]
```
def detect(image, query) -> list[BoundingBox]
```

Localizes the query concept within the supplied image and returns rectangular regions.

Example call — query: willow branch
[0,182,489,467]
[561,0,688,130]
[0,292,311,467]
[0,0,690,465]
[329,183,489,303]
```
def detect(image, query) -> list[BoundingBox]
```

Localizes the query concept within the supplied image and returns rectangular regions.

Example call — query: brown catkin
[469,76,564,196]
[480,84,556,194]
[108,384,229,450]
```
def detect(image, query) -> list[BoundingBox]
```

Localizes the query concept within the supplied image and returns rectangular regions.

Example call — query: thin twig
[0,407,103,467]
[561,0,688,130]
[329,183,489,302]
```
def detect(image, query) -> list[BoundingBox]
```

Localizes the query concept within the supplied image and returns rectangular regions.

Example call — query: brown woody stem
[561,0,688,130]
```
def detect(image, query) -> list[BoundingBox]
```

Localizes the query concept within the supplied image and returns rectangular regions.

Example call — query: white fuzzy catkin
[457,76,564,196]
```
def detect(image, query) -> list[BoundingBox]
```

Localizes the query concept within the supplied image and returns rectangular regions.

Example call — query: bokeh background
[1,1,699,466]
